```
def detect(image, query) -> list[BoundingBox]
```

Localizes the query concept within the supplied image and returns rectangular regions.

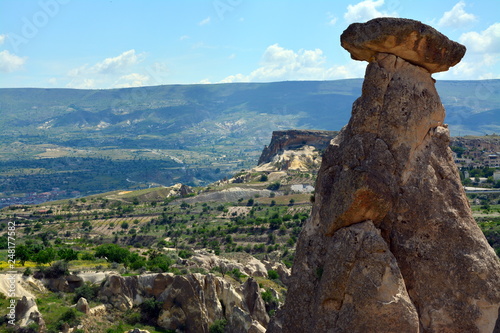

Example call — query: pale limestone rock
[76,297,90,314]
[190,251,268,278]
[15,296,45,329]
[242,277,269,326]
[98,273,269,333]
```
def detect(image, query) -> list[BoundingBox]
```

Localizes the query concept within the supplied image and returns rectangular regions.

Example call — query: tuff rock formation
[340,17,466,73]
[270,18,500,333]
[258,130,337,165]
[14,296,46,330]
[98,273,269,333]
[75,297,90,314]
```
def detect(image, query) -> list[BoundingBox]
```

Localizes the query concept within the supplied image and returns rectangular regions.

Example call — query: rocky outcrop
[258,130,337,165]
[98,273,269,333]
[42,274,84,292]
[189,251,268,278]
[340,17,466,73]
[271,18,500,333]
[75,297,90,314]
[168,183,193,198]
[15,296,46,330]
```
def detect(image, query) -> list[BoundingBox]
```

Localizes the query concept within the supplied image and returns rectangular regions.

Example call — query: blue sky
[0,0,499,89]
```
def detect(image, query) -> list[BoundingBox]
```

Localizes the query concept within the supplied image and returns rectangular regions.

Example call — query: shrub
[267,270,279,280]
[124,310,141,325]
[42,260,69,279]
[73,282,99,303]
[140,298,162,324]
[267,182,280,191]
[80,252,95,261]
[23,267,33,277]
[178,249,193,259]
[56,308,80,330]
[230,268,246,281]
[209,319,227,333]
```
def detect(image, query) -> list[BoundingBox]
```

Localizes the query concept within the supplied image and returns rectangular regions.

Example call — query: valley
[0,80,499,206]
[0,79,499,331]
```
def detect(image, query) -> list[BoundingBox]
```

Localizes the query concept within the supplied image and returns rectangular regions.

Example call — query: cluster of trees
[94,243,175,272]
[13,241,79,266]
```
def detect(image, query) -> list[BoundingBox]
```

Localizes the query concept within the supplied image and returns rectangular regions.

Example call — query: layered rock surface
[258,130,337,165]
[98,273,269,333]
[271,18,500,333]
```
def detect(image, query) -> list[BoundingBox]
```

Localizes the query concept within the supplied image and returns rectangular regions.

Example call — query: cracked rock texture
[341,17,466,73]
[269,18,500,333]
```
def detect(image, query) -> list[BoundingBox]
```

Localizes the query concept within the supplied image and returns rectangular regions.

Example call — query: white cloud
[344,0,397,24]
[326,12,338,26]
[460,23,500,53]
[68,50,142,77]
[220,44,366,83]
[65,50,147,88]
[199,79,211,84]
[438,1,477,29]
[180,35,190,41]
[92,49,141,74]
[0,34,5,45]
[113,73,150,88]
[0,50,26,72]
[199,17,211,26]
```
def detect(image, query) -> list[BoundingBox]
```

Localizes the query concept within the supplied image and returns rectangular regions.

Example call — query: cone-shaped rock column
[269,18,500,333]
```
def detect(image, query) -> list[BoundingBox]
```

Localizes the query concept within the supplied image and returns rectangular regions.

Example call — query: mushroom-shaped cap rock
[341,17,466,73]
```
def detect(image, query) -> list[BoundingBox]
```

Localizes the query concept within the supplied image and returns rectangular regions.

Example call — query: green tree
[95,243,130,264]
[34,247,56,264]
[16,244,33,266]
[58,247,79,261]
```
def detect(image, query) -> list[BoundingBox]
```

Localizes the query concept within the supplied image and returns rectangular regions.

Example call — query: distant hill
[0,79,498,199]
[1,80,498,148]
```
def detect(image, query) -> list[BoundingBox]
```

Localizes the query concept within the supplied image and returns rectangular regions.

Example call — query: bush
[267,182,281,191]
[178,249,193,259]
[23,267,33,277]
[209,319,227,333]
[140,298,162,324]
[267,270,279,280]
[230,268,246,281]
[124,310,141,325]
[80,252,95,261]
[42,260,69,278]
[73,282,99,303]
[56,308,80,330]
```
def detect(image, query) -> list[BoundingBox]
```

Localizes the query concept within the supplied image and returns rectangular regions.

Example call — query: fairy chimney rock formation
[269,18,500,333]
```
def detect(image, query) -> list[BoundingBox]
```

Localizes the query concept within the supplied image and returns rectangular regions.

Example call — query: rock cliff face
[257,130,337,165]
[98,273,268,333]
[270,18,500,333]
